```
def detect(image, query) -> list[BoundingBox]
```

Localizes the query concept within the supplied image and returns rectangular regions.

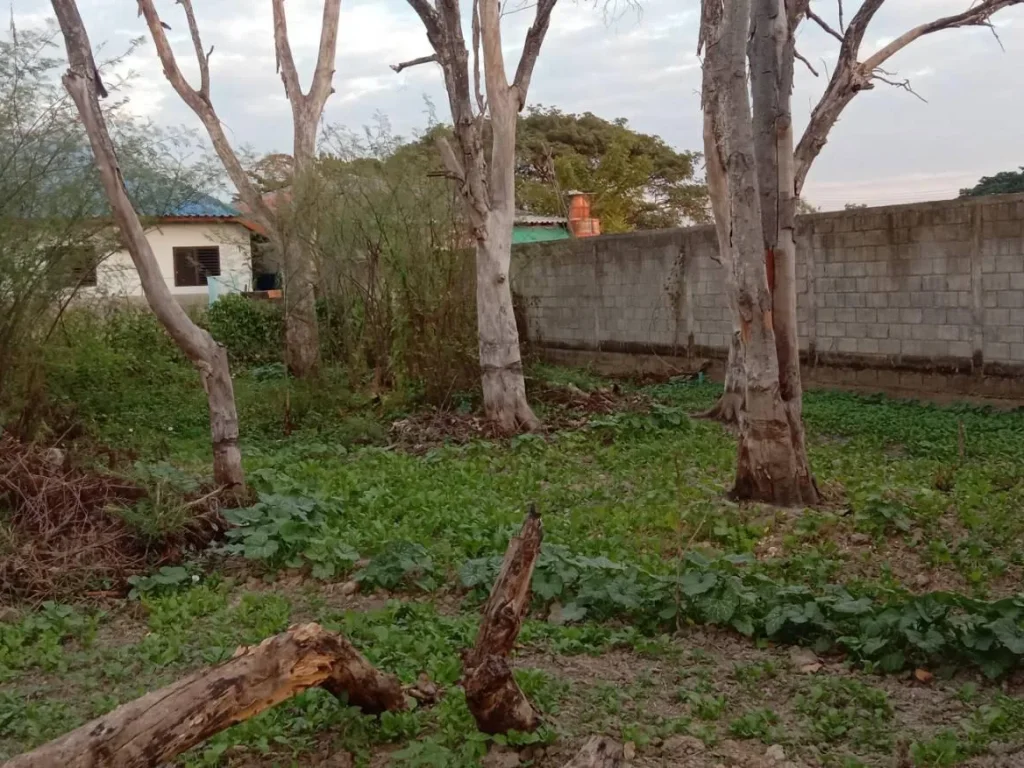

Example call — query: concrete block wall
[512,193,1024,377]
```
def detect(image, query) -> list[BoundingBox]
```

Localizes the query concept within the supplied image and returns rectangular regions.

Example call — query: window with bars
[173,246,221,287]
[66,246,98,287]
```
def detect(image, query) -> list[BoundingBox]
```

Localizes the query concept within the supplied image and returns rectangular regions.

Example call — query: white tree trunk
[747,0,818,504]
[476,209,539,432]
[52,0,244,491]
[702,0,811,506]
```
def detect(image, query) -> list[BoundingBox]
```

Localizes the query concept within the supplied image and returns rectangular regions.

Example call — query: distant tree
[516,108,708,231]
[960,168,1024,197]
[796,198,819,214]
[844,202,868,210]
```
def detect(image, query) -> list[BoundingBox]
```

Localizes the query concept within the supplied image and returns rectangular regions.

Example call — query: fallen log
[563,736,624,767]
[6,623,404,768]
[463,505,543,733]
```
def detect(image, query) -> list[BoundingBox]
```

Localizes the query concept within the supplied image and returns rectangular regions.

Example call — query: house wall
[84,221,252,300]
[511,193,1024,400]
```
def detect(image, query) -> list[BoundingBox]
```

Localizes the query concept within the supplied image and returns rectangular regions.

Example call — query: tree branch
[390,53,438,73]
[472,0,486,114]
[805,6,843,42]
[511,0,556,109]
[271,0,303,107]
[310,0,343,114]
[136,0,271,225]
[177,0,210,100]
[872,70,927,102]
[795,48,819,76]
[862,0,1021,72]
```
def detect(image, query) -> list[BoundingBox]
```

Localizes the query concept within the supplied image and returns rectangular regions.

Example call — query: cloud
[34,0,1024,207]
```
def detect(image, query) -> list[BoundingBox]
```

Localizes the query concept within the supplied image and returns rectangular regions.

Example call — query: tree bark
[52,0,244,491]
[748,0,818,505]
[702,0,811,507]
[697,51,744,426]
[402,0,554,432]
[562,737,624,768]
[463,506,543,734]
[6,623,405,768]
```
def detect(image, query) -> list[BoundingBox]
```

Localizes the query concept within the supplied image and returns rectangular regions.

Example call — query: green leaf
[989,617,1024,654]
[681,571,718,597]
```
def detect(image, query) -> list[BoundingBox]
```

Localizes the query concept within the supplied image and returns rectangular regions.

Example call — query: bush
[204,294,284,365]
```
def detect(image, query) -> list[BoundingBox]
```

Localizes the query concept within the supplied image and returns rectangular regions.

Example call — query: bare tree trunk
[698,94,744,425]
[476,215,538,432]
[278,235,320,377]
[747,0,818,504]
[52,0,244,491]
[463,507,543,733]
[6,624,404,768]
[400,0,554,432]
[702,0,811,506]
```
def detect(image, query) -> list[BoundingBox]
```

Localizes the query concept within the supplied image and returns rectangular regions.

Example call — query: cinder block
[900,308,924,324]
[845,262,868,278]
[868,323,890,339]
[998,291,1024,309]
[911,324,938,340]
[985,341,1011,361]
[936,325,961,342]
[877,308,900,323]
[1010,309,1024,326]
[867,293,889,308]
[818,307,837,323]
[879,339,902,355]
[837,337,857,353]
[857,337,880,354]
[947,275,971,291]
[996,254,1024,272]
[936,292,960,308]
[983,273,1011,291]
[923,275,946,291]
[997,326,1024,344]
[948,341,973,358]
[902,340,926,357]
[836,308,857,323]
[825,322,846,337]
[856,308,878,323]
[985,308,1010,326]
[947,309,972,325]
[1011,343,1024,362]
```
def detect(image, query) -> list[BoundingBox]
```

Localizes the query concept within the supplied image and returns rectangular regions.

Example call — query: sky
[17,0,1024,210]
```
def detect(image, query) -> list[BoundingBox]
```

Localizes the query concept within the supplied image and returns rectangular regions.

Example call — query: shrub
[204,294,283,365]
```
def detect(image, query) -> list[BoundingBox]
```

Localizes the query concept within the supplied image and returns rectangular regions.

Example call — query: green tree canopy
[515,107,708,232]
[959,168,1024,198]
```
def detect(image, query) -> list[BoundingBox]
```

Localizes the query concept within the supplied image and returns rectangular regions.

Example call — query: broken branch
[390,53,438,73]
[463,506,543,733]
[5,624,404,768]
[795,49,819,76]
[806,6,844,42]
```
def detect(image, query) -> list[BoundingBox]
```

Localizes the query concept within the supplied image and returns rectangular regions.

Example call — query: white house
[79,196,255,305]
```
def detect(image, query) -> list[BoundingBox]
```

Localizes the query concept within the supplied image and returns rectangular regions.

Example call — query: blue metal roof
[163,194,238,218]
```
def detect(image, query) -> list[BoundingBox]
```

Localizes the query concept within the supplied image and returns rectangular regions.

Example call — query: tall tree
[51,0,244,490]
[393,0,561,431]
[701,0,816,505]
[135,0,344,378]
[516,108,708,231]
[960,167,1024,197]
[703,0,1023,426]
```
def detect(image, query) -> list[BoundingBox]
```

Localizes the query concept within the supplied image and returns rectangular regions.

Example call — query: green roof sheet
[512,225,571,244]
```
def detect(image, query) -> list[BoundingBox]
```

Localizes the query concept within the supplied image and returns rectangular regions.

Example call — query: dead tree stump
[6,623,404,768]
[463,506,543,733]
